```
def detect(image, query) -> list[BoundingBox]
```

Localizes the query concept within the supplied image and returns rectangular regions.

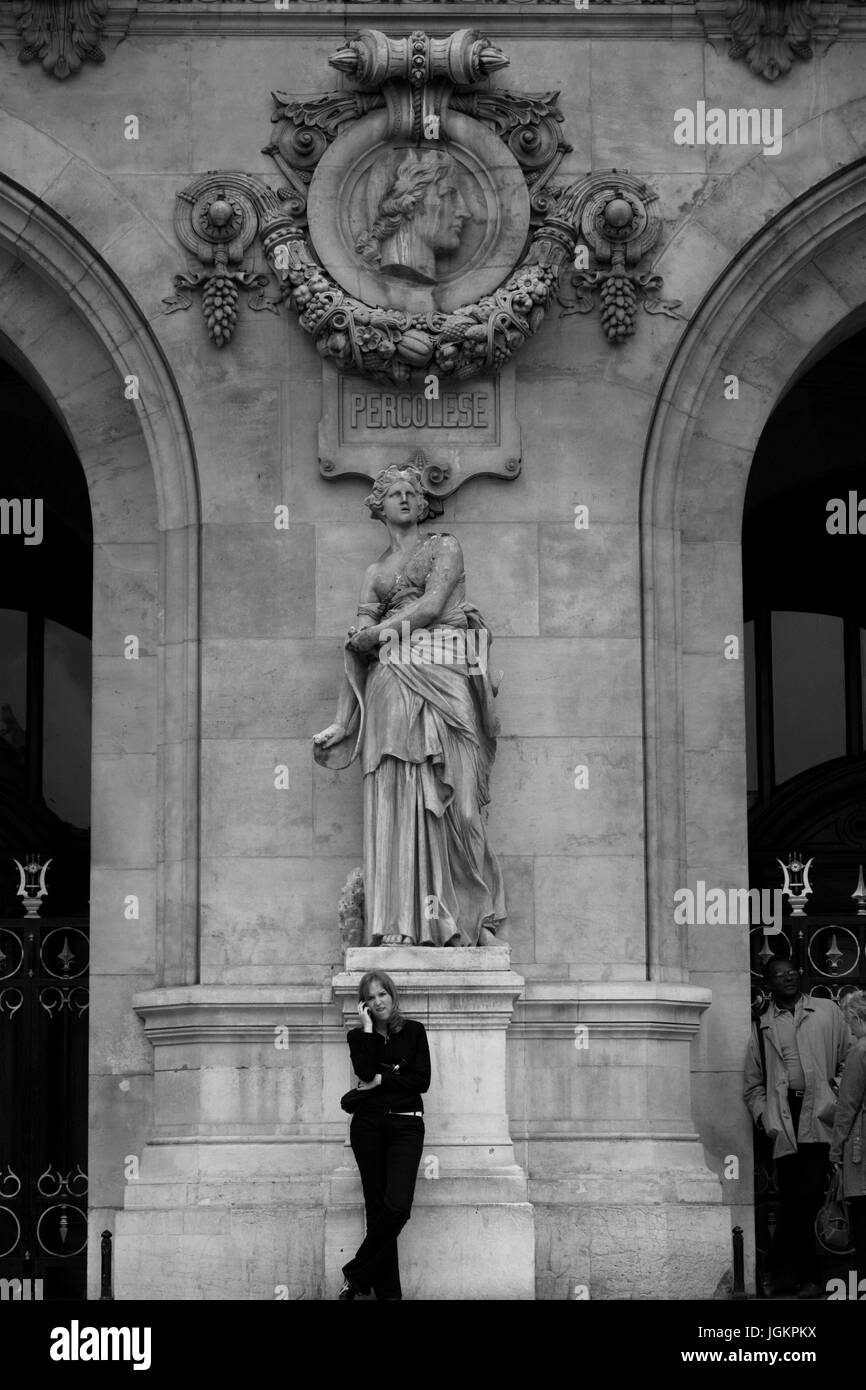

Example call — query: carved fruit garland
[278,247,562,385]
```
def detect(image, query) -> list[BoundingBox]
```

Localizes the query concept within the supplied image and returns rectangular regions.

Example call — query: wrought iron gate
[748,840,866,1297]
[0,865,89,1299]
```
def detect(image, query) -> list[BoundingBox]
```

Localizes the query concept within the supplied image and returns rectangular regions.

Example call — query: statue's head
[364,464,433,524]
[356,149,471,285]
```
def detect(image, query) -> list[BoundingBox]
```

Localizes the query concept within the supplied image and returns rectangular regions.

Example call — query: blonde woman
[338,970,430,1300]
[829,988,866,1264]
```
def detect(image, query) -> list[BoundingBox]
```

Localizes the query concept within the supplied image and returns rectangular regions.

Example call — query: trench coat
[829,1035,866,1199]
[743,996,851,1160]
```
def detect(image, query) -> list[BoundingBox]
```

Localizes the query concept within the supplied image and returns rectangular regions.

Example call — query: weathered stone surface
[539,524,641,638]
[201,739,313,859]
[90,868,157,976]
[487,737,644,856]
[7,10,865,1303]
[533,854,646,970]
[202,523,316,639]
[200,855,361,981]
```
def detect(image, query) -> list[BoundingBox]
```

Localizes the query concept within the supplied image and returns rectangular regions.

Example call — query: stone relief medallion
[257,27,581,391]
[306,111,531,316]
[165,27,681,492]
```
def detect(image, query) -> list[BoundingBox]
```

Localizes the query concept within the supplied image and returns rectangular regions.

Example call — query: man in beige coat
[744,956,852,1298]
[829,990,866,1268]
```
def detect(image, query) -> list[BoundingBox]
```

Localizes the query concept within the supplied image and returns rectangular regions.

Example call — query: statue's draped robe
[315,533,506,945]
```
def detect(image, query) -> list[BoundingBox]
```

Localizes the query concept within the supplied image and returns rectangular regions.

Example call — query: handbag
[815,1167,854,1254]
[340,1085,370,1115]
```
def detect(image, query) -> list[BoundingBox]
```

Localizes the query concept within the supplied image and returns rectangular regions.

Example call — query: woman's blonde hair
[358,969,405,1033]
[840,988,866,1030]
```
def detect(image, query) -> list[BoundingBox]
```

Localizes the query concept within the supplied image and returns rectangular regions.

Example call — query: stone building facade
[2,1,866,1300]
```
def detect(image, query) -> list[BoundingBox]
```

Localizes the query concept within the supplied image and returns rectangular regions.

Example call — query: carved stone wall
[2,9,866,1300]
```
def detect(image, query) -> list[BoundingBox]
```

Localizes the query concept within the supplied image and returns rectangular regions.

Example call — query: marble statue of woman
[312,463,506,947]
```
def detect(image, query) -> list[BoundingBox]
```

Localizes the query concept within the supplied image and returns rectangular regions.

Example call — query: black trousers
[344,1111,424,1299]
[771,1093,829,1286]
[849,1195,866,1270]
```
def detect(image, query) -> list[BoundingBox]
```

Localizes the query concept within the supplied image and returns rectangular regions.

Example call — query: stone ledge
[342,945,512,970]
[512,979,713,1038]
[131,984,345,1044]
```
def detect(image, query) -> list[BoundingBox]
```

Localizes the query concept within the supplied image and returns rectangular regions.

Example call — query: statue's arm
[313,566,380,747]
[353,565,381,630]
[377,535,463,638]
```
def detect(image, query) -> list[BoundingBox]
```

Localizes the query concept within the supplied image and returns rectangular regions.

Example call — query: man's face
[766,963,800,1003]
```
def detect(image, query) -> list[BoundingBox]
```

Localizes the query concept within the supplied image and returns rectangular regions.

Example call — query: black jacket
[346,1018,431,1114]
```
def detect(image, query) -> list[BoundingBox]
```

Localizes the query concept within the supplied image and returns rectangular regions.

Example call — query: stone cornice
[101,0,708,38]
[132,983,343,1046]
[511,979,714,1039]
[2,4,703,43]
[6,3,866,69]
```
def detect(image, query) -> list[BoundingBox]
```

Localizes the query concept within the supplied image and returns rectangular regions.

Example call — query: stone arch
[0,170,202,985]
[640,154,866,984]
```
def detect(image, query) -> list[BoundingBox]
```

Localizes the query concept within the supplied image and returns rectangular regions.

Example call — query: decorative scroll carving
[447,90,572,223]
[14,0,107,80]
[556,173,684,342]
[264,91,385,224]
[725,0,817,80]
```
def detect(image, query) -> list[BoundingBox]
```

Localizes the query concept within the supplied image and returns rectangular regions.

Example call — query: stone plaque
[318,364,521,497]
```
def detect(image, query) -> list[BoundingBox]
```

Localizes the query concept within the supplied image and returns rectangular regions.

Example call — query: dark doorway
[743,325,866,1295]
[0,357,92,1299]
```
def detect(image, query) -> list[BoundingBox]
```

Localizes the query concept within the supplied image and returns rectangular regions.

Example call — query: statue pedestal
[326,945,535,1300]
[109,948,532,1300]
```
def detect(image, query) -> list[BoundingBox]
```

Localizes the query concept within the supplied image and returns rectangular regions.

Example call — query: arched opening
[0,356,93,1297]
[743,326,866,1295]
[640,154,866,1297]
[0,168,202,1297]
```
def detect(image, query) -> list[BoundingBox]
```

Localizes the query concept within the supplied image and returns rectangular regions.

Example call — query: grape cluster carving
[202,268,240,347]
[598,269,638,343]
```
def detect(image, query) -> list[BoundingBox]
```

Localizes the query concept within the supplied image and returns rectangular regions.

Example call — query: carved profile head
[355,149,471,285]
[364,463,434,524]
